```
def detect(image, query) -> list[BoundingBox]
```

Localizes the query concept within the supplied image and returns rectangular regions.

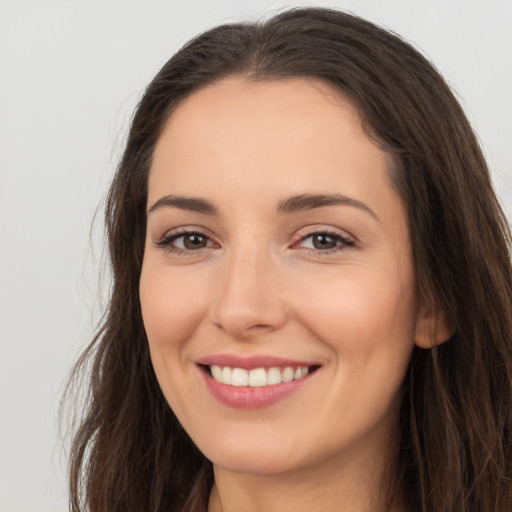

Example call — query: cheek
[295,265,417,427]
[139,264,209,350]
[139,263,210,411]
[290,262,418,365]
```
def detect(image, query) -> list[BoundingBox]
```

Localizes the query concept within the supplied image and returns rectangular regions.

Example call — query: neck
[207,442,404,512]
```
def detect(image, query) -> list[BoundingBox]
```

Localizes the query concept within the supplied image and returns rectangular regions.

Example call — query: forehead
[157,76,363,150]
[151,77,389,179]
[169,75,358,126]
[148,76,401,225]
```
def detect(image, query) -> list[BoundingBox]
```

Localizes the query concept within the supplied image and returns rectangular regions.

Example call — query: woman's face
[140,77,425,476]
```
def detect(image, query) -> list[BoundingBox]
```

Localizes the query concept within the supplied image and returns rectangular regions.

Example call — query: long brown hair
[65,8,512,511]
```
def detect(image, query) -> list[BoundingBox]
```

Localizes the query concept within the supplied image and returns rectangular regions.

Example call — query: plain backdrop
[1,1,511,510]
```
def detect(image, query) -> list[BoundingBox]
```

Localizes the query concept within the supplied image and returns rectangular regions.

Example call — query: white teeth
[209,365,311,387]
[231,368,249,387]
[248,368,267,387]
[211,365,222,381]
[222,366,232,385]
[282,367,294,382]
[267,367,282,385]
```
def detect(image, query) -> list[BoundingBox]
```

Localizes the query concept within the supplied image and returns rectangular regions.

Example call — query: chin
[210,452,303,476]
[199,434,310,476]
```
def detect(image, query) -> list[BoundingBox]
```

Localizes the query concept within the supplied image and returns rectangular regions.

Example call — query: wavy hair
[65,8,512,511]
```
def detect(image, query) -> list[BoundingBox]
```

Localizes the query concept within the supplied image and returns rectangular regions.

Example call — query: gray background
[1,1,511,510]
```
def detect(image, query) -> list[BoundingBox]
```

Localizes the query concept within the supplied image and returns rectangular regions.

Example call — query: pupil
[313,234,337,250]
[184,234,206,249]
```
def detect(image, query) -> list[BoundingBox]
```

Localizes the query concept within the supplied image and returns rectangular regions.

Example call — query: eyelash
[155,228,355,256]
[155,228,216,255]
[294,230,355,254]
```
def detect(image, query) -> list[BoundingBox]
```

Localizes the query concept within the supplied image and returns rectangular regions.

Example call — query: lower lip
[201,368,311,409]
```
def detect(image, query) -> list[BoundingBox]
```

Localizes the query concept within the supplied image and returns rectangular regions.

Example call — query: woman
[67,7,512,512]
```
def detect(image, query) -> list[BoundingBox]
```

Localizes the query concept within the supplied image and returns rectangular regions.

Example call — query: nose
[209,246,288,340]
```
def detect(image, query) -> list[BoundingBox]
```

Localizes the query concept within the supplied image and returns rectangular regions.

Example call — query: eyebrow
[277,193,379,221]
[147,192,378,221]
[148,195,218,215]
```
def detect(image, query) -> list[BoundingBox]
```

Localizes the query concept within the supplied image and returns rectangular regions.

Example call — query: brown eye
[182,233,208,250]
[156,230,215,253]
[296,231,355,253]
[311,234,338,250]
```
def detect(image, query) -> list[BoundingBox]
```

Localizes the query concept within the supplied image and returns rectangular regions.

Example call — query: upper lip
[196,354,319,370]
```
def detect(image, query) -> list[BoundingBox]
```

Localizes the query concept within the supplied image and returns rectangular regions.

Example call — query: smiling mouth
[203,365,320,387]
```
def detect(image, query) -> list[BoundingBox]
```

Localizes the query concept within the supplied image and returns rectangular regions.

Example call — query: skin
[139,77,449,512]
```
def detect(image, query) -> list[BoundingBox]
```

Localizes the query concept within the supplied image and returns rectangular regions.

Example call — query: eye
[295,230,355,253]
[155,230,216,253]
[175,233,209,250]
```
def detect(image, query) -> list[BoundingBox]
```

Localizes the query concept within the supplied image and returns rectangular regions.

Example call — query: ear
[414,301,453,349]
